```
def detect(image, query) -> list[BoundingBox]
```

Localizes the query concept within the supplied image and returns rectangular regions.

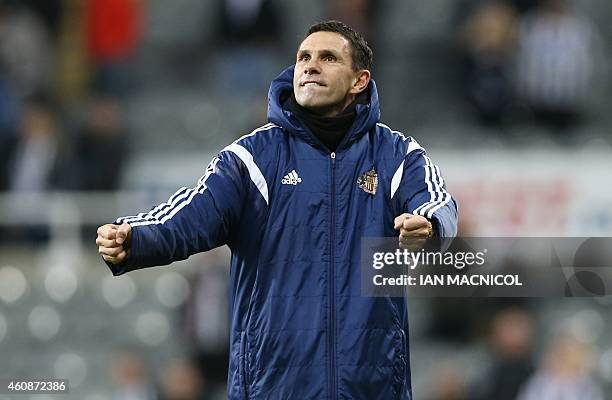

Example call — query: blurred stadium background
[1,0,612,399]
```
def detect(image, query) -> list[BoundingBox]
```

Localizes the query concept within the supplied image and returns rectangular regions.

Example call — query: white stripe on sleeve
[412,156,451,218]
[128,157,219,227]
[390,138,424,199]
[221,143,269,204]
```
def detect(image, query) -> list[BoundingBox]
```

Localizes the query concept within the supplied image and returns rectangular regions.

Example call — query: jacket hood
[267,65,381,149]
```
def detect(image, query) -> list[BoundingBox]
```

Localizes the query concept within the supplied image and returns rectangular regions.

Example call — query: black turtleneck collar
[288,91,368,152]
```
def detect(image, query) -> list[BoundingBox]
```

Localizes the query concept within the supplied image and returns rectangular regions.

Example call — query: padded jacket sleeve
[395,139,458,240]
[105,150,245,275]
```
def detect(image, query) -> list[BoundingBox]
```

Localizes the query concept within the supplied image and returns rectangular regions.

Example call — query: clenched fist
[394,213,433,251]
[96,223,132,264]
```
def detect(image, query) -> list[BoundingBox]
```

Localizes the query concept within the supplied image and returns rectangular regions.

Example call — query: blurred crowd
[455,0,603,131]
[0,0,141,196]
[104,249,231,400]
[0,0,382,235]
[101,299,609,400]
[427,304,606,400]
[1,0,605,205]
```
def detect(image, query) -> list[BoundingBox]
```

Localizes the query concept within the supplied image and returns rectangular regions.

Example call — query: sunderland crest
[357,169,378,195]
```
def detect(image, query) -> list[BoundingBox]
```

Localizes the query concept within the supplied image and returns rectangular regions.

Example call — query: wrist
[427,219,435,238]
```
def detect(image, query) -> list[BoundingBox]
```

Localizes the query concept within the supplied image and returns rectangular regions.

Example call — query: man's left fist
[393,213,432,250]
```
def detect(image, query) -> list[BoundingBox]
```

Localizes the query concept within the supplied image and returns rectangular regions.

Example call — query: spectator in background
[67,93,127,191]
[0,74,20,191]
[429,361,467,400]
[459,1,518,125]
[19,0,64,41]
[3,94,58,242]
[159,358,210,400]
[515,0,596,130]
[215,0,280,45]
[473,307,535,400]
[517,332,604,400]
[330,0,379,51]
[8,94,58,193]
[211,0,282,95]
[110,351,158,400]
[85,0,144,95]
[182,249,230,398]
[0,0,52,97]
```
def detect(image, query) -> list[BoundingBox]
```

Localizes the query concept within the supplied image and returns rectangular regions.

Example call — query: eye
[323,55,336,62]
[298,54,310,62]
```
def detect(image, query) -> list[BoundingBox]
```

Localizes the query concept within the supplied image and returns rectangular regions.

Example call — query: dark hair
[305,20,373,71]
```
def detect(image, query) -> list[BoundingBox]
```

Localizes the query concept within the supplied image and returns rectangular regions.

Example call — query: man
[97,21,457,399]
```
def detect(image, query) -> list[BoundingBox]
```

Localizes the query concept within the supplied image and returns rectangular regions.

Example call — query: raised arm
[392,138,458,248]
[96,150,246,275]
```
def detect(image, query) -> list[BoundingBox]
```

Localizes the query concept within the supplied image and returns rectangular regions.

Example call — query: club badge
[357,169,378,195]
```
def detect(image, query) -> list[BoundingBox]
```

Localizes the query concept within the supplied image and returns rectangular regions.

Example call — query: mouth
[300,81,326,87]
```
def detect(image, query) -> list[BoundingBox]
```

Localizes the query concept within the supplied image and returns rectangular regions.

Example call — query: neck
[289,93,360,152]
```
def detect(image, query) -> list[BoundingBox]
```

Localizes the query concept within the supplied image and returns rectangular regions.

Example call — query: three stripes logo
[282,170,302,185]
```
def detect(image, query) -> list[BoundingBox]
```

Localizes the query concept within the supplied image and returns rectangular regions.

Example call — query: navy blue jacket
[108,66,458,399]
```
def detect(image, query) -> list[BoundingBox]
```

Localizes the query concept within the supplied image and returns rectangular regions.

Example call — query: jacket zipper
[294,122,347,399]
[329,151,337,400]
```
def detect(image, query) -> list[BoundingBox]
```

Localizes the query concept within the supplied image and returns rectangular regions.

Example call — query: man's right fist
[96,223,132,264]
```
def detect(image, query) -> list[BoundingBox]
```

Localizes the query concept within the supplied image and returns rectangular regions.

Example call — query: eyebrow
[297,49,342,58]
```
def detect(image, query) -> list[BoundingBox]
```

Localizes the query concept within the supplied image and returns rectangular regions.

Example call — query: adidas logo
[281,170,302,185]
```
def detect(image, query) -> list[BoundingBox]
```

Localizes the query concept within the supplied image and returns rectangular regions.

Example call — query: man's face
[293,31,360,116]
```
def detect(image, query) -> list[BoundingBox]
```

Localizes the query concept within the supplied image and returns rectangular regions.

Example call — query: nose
[303,59,321,75]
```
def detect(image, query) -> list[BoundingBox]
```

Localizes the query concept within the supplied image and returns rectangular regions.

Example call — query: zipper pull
[331,152,336,160]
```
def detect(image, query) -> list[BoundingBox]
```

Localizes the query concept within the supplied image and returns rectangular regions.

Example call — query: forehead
[298,31,351,54]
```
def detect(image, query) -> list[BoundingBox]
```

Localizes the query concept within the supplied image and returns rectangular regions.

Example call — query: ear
[349,70,371,95]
